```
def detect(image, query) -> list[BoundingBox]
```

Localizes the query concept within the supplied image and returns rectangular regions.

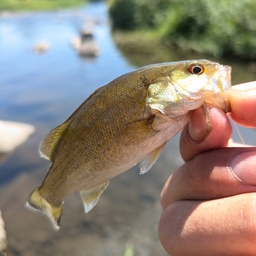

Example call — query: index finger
[228,81,256,127]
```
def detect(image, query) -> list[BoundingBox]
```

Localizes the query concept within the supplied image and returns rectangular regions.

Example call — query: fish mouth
[217,65,232,91]
[203,64,232,112]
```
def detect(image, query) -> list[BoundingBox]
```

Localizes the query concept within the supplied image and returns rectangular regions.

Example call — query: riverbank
[109,0,256,60]
[112,30,217,67]
[0,0,88,11]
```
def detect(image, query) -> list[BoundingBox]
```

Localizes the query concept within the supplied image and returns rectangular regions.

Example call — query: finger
[159,193,256,256]
[233,81,256,90]
[180,106,232,162]
[160,147,256,210]
[228,82,256,127]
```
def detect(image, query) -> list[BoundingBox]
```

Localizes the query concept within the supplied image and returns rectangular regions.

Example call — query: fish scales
[27,60,231,228]
[37,71,154,207]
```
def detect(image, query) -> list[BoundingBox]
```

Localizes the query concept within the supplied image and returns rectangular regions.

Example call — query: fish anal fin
[40,120,71,160]
[27,187,63,230]
[139,144,165,175]
[80,181,109,213]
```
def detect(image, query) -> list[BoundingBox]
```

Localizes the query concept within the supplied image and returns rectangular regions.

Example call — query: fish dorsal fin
[65,86,105,122]
[40,120,71,160]
[139,144,165,175]
[80,181,109,213]
[39,86,105,161]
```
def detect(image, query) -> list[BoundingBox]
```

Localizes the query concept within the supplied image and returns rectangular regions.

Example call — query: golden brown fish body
[28,60,231,229]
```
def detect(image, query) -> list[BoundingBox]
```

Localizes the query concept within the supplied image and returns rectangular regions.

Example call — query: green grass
[124,243,135,256]
[0,0,88,11]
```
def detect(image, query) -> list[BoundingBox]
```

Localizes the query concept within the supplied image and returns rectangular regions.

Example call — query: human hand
[159,82,256,256]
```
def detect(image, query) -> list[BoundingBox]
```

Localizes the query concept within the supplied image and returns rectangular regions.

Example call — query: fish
[27,59,231,229]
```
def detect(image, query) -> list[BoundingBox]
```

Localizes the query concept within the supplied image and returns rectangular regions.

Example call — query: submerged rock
[0,120,35,154]
[32,42,50,54]
[71,27,99,57]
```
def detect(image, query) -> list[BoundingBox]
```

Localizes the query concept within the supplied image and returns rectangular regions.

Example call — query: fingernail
[231,151,256,185]
[188,107,211,142]
[232,81,256,91]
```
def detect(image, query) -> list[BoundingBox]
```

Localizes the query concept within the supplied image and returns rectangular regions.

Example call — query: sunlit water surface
[0,2,256,255]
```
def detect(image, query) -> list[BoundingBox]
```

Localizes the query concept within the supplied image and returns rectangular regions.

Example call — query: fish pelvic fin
[40,120,71,160]
[140,144,165,175]
[27,187,63,230]
[80,181,109,213]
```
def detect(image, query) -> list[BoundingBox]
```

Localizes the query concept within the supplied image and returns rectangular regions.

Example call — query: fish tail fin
[27,187,62,230]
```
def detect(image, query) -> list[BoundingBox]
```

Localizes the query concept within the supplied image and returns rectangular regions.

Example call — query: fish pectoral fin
[27,187,63,230]
[139,144,165,175]
[40,120,71,160]
[80,181,109,213]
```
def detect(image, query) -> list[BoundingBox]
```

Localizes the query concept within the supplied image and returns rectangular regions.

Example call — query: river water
[0,2,256,256]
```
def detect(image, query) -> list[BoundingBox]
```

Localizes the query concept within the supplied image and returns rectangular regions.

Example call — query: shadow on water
[0,2,256,256]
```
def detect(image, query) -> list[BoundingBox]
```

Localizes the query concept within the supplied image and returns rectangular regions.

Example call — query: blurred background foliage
[108,0,256,59]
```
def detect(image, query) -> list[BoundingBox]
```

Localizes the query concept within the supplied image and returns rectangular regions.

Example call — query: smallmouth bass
[27,59,231,229]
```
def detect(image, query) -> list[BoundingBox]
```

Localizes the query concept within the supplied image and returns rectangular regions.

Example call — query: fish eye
[187,64,204,75]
